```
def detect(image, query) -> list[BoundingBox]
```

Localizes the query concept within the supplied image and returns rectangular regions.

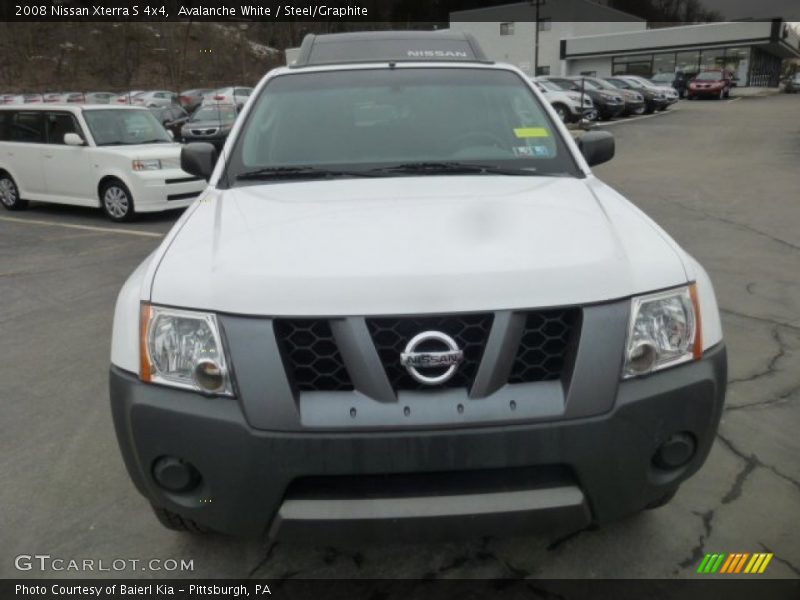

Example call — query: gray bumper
[110,344,726,540]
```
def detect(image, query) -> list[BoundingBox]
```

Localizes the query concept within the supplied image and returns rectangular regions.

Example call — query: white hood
[148,176,688,316]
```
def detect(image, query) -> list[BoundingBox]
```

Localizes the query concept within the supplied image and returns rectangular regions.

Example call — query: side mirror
[181,142,217,180]
[577,130,614,167]
[64,133,85,146]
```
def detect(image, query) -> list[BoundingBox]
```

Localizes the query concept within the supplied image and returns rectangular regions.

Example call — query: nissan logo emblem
[400,331,464,385]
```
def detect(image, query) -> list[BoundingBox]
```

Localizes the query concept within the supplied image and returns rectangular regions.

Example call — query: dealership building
[450,1,800,86]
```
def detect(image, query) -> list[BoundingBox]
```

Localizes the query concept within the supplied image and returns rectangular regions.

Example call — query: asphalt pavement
[1,93,798,579]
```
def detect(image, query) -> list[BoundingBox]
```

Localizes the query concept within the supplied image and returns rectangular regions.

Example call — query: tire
[151,505,212,534]
[552,103,569,123]
[100,179,135,222]
[645,489,678,510]
[0,172,28,211]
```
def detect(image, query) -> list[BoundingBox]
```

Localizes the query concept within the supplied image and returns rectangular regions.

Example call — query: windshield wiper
[367,162,537,176]
[236,166,381,181]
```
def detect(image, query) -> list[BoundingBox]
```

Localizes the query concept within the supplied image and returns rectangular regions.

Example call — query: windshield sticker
[514,127,550,138]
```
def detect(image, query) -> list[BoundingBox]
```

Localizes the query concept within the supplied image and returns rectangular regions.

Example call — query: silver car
[131,90,179,108]
[201,86,252,107]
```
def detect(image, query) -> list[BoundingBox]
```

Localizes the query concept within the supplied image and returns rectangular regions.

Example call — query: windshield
[572,79,601,91]
[652,74,673,82]
[226,68,578,184]
[191,106,237,122]
[83,109,172,145]
[695,72,724,81]
[586,78,618,91]
[535,79,561,92]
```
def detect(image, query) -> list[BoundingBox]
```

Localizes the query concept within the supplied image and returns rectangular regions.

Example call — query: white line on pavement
[592,107,680,127]
[727,97,743,103]
[0,216,163,238]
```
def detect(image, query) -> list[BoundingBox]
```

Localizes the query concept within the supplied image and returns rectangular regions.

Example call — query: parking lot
[1,93,798,580]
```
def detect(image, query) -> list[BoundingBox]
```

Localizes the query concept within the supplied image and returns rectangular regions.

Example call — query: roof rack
[290,30,491,68]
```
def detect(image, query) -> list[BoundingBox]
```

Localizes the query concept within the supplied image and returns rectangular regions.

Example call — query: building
[450,0,646,76]
[562,20,800,86]
[449,2,800,86]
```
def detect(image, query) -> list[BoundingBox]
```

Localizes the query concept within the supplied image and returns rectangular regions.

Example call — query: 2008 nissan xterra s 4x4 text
[110,31,726,540]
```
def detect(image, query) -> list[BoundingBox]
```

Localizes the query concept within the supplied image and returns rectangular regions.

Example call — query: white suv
[110,31,726,540]
[0,105,205,221]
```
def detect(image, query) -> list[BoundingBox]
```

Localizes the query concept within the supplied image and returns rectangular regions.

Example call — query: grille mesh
[274,319,353,391]
[366,314,494,391]
[508,309,580,384]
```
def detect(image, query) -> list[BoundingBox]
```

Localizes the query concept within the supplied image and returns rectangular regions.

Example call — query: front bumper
[129,169,206,213]
[110,344,726,540]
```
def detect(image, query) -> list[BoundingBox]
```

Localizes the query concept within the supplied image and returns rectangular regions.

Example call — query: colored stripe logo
[697,552,773,574]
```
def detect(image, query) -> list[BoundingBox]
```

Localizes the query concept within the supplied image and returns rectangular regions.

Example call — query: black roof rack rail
[290,30,492,68]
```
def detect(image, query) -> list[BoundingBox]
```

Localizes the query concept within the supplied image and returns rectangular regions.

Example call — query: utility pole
[532,0,546,76]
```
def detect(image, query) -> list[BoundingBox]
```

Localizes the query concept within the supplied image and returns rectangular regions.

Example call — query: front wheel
[101,180,135,222]
[0,172,28,211]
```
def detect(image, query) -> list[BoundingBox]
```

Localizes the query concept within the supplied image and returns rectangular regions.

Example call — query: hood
[149,176,688,316]
[183,119,232,129]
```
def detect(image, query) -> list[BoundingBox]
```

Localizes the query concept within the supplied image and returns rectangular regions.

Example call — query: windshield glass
[572,79,600,91]
[191,106,237,122]
[651,74,673,82]
[83,109,172,145]
[227,68,578,183]
[586,78,617,91]
[695,72,723,81]
[535,79,561,92]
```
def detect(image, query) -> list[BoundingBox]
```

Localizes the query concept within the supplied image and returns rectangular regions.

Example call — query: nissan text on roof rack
[110,31,726,540]
[0,105,206,221]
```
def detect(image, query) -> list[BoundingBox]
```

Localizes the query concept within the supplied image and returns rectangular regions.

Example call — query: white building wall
[450,21,645,76]
[565,56,614,77]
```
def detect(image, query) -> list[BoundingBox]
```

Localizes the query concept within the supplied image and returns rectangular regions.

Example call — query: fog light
[152,456,201,493]
[653,433,696,470]
[193,359,225,393]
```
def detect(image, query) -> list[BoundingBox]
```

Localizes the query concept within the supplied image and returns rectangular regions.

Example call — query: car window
[0,111,9,141]
[83,109,171,145]
[46,112,82,144]
[235,88,252,96]
[229,68,579,181]
[10,112,45,142]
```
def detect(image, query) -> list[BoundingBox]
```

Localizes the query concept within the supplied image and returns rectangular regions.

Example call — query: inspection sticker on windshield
[514,127,550,138]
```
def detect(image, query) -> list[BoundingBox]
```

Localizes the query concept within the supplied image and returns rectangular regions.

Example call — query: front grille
[366,313,493,391]
[508,309,580,384]
[274,320,354,391]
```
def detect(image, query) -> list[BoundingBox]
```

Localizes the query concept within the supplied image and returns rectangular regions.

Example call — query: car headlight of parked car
[132,159,162,171]
[139,304,234,396]
[623,285,702,378]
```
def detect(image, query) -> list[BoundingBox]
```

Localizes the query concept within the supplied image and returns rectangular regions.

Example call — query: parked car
[531,78,596,123]
[785,73,800,93]
[110,31,726,540]
[180,103,239,149]
[687,70,734,100]
[605,76,668,114]
[651,72,689,98]
[149,105,190,141]
[115,91,145,105]
[201,86,252,107]
[626,75,679,106]
[84,92,117,104]
[0,105,205,221]
[178,88,214,113]
[543,76,625,120]
[571,76,644,116]
[132,91,179,109]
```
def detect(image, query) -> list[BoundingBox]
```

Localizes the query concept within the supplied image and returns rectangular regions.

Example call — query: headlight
[132,159,162,171]
[139,304,233,395]
[623,285,702,378]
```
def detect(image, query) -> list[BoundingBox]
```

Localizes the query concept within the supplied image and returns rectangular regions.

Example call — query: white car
[531,77,596,122]
[201,86,252,106]
[110,31,726,539]
[0,105,205,221]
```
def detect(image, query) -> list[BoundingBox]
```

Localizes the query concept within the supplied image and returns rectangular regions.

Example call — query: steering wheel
[450,131,507,152]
